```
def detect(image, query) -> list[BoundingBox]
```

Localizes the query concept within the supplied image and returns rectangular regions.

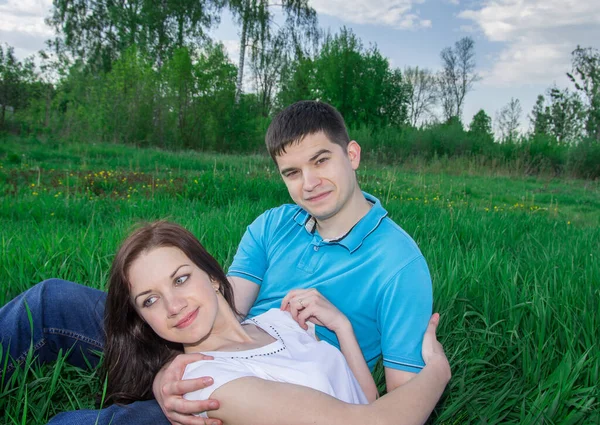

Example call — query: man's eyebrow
[279,149,332,175]
[133,264,189,303]
[309,149,331,162]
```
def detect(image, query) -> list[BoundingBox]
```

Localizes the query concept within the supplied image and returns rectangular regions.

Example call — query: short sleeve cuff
[227,270,264,286]
[383,356,425,374]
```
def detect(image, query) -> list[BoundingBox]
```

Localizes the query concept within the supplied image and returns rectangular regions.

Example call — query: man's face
[275,132,361,222]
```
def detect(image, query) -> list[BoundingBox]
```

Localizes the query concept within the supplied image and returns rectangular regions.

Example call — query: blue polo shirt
[228,193,432,373]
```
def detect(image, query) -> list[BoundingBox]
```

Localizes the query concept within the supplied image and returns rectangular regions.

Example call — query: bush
[568,138,600,179]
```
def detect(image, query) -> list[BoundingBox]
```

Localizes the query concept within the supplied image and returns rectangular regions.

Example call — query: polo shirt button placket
[313,245,319,251]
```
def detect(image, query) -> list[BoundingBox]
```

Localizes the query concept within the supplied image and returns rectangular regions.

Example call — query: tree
[47,0,223,72]
[404,66,438,127]
[528,88,586,144]
[567,46,600,140]
[469,109,494,143]
[0,44,35,129]
[276,50,315,109]
[439,36,480,120]
[530,95,551,136]
[496,98,522,142]
[249,28,288,116]
[227,0,317,103]
[310,28,408,128]
[547,87,586,144]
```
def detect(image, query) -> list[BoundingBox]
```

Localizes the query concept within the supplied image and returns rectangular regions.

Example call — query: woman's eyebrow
[134,290,151,303]
[170,264,189,278]
[133,264,190,302]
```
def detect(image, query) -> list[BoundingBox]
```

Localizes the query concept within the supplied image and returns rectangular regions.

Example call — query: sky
[1,0,599,132]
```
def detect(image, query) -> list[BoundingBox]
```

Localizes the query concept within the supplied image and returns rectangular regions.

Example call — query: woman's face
[128,246,220,350]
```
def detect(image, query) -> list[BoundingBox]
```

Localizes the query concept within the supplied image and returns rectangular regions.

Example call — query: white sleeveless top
[183,309,368,416]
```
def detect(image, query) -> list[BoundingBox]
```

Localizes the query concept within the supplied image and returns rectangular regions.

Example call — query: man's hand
[421,313,451,381]
[281,288,350,333]
[153,353,223,425]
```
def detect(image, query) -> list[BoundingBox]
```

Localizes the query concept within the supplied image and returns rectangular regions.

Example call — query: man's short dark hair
[266,101,350,161]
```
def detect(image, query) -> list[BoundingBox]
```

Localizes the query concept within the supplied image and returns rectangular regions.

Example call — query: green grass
[1,136,599,424]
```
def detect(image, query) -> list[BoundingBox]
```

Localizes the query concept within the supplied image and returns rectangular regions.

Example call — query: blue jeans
[1,279,170,425]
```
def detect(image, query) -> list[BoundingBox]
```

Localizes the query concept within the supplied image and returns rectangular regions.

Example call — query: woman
[103,221,450,425]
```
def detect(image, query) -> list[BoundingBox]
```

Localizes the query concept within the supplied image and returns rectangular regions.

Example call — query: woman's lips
[176,308,199,329]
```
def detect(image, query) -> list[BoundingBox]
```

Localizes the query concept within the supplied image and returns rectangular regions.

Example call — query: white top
[183,309,368,416]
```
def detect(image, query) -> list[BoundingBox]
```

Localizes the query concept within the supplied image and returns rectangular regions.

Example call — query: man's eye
[143,296,157,308]
[175,275,189,285]
[316,157,329,165]
[285,171,298,178]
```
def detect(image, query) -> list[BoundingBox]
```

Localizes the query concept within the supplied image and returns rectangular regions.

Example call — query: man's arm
[385,367,416,392]
[153,353,222,425]
[379,256,433,392]
[229,276,260,317]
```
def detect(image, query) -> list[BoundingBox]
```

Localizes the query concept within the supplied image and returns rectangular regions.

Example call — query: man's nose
[303,170,321,191]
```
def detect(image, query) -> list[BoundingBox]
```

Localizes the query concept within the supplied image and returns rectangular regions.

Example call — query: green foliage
[283,27,409,129]
[0,44,37,131]
[317,28,408,127]
[101,47,157,145]
[469,109,494,146]
[276,51,315,108]
[47,0,224,72]
[567,138,600,179]
[530,95,551,136]
[567,46,600,140]
[227,0,318,102]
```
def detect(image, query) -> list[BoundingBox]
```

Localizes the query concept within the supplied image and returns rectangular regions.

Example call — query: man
[0,101,432,425]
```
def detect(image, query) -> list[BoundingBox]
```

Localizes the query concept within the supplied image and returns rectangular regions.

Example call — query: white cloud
[0,0,54,57]
[220,39,241,65]
[310,0,431,29]
[459,0,600,86]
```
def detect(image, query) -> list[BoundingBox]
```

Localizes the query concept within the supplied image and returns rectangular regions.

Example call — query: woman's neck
[182,298,274,354]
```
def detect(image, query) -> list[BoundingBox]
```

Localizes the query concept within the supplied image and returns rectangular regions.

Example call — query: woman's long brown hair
[102,221,238,405]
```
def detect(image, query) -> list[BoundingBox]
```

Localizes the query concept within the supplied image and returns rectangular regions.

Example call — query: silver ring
[299,298,304,307]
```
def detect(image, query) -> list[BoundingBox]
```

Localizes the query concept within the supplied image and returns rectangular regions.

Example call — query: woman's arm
[281,288,378,401]
[331,319,379,402]
[209,315,450,425]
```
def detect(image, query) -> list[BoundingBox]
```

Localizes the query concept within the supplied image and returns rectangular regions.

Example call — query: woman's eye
[175,275,189,285]
[143,296,157,308]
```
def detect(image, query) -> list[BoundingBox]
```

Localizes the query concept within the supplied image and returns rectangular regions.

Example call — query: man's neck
[315,191,372,240]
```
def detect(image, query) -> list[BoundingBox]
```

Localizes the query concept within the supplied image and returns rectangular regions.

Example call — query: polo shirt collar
[292,192,388,253]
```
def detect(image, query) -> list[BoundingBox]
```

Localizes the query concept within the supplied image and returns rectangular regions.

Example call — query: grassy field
[1,135,599,424]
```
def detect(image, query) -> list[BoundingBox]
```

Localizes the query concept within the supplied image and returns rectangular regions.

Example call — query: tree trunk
[235,5,248,104]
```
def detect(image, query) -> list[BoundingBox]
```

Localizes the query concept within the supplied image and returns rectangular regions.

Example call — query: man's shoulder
[253,203,305,228]
[375,216,421,249]
[368,216,424,265]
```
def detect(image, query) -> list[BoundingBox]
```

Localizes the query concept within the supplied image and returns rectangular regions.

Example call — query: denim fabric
[47,399,169,425]
[0,279,106,377]
[0,279,170,425]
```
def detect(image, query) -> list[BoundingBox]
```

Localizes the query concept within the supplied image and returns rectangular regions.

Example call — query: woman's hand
[281,288,350,333]
[153,353,223,425]
[421,313,451,382]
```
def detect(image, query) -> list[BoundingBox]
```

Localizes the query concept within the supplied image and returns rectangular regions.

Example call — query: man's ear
[347,141,361,170]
